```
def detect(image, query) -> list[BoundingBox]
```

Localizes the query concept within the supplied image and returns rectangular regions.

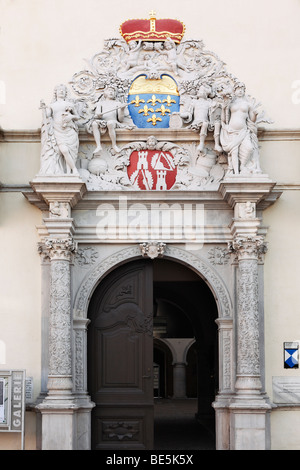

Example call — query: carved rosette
[46,237,77,394]
[229,236,267,380]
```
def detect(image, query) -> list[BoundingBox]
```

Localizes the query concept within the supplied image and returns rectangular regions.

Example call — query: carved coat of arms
[127,149,177,190]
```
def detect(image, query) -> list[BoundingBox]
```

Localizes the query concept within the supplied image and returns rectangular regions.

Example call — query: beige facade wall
[0,0,299,449]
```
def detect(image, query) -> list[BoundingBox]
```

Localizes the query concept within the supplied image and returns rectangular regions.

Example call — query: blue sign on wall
[284,342,299,368]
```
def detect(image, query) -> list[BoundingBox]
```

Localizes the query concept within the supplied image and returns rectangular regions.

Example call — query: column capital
[45,237,77,261]
[228,235,268,261]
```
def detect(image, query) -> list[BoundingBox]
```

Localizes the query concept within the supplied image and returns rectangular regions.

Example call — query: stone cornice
[22,185,282,213]
[1,127,300,142]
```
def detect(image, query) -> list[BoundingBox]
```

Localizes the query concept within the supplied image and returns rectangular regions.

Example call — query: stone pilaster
[45,237,77,400]
[36,237,79,450]
[32,178,87,449]
[228,235,267,396]
[228,233,271,450]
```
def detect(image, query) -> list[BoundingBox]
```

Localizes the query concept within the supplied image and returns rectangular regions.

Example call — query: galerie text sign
[0,370,25,433]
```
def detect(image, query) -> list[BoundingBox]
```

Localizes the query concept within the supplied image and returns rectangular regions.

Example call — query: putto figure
[88,86,132,154]
[39,84,80,176]
[180,84,222,153]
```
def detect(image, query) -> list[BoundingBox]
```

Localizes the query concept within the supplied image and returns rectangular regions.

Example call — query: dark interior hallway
[154,398,215,450]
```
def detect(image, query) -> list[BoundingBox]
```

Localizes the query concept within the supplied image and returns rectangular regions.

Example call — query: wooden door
[88,260,153,450]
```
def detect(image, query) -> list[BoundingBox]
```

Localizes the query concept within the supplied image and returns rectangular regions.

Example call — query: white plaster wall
[0,0,300,129]
[264,190,300,450]
[0,192,42,449]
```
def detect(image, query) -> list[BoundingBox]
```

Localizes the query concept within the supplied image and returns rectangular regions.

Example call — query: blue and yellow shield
[128,74,180,128]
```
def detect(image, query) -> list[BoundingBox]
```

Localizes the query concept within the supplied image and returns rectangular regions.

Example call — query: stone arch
[72,244,235,399]
[73,244,233,320]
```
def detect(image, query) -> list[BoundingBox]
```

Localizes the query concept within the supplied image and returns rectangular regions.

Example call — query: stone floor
[154,398,216,450]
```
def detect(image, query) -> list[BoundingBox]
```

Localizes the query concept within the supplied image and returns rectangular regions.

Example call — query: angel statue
[87,86,134,154]
[39,84,80,176]
[180,84,222,153]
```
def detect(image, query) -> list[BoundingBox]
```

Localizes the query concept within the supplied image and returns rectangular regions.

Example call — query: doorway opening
[87,257,218,450]
[152,259,218,450]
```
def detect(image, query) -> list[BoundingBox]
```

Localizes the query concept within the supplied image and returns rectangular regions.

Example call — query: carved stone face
[129,41,137,49]
[146,136,158,149]
[56,85,67,100]
[104,87,116,99]
[234,86,245,98]
[197,85,209,99]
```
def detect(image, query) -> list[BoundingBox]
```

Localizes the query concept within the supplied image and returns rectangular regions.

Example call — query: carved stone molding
[73,245,232,320]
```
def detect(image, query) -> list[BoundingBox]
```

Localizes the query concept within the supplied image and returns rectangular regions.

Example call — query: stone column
[229,235,267,396]
[228,234,271,450]
[30,176,87,449]
[45,237,77,400]
[212,318,234,450]
[172,362,187,398]
[37,237,79,450]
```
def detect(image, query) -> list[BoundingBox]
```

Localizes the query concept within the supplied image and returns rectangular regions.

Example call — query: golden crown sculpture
[120,10,185,44]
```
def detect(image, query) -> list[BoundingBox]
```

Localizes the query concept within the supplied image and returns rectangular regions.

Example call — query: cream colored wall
[0,192,41,449]
[0,0,300,130]
[264,189,300,450]
[0,0,299,450]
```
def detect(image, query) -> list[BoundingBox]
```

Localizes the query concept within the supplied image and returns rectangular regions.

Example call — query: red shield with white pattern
[127,150,177,190]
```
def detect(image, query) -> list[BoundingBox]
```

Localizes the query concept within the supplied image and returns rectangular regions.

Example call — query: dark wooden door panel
[88,260,153,450]
[92,406,154,450]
